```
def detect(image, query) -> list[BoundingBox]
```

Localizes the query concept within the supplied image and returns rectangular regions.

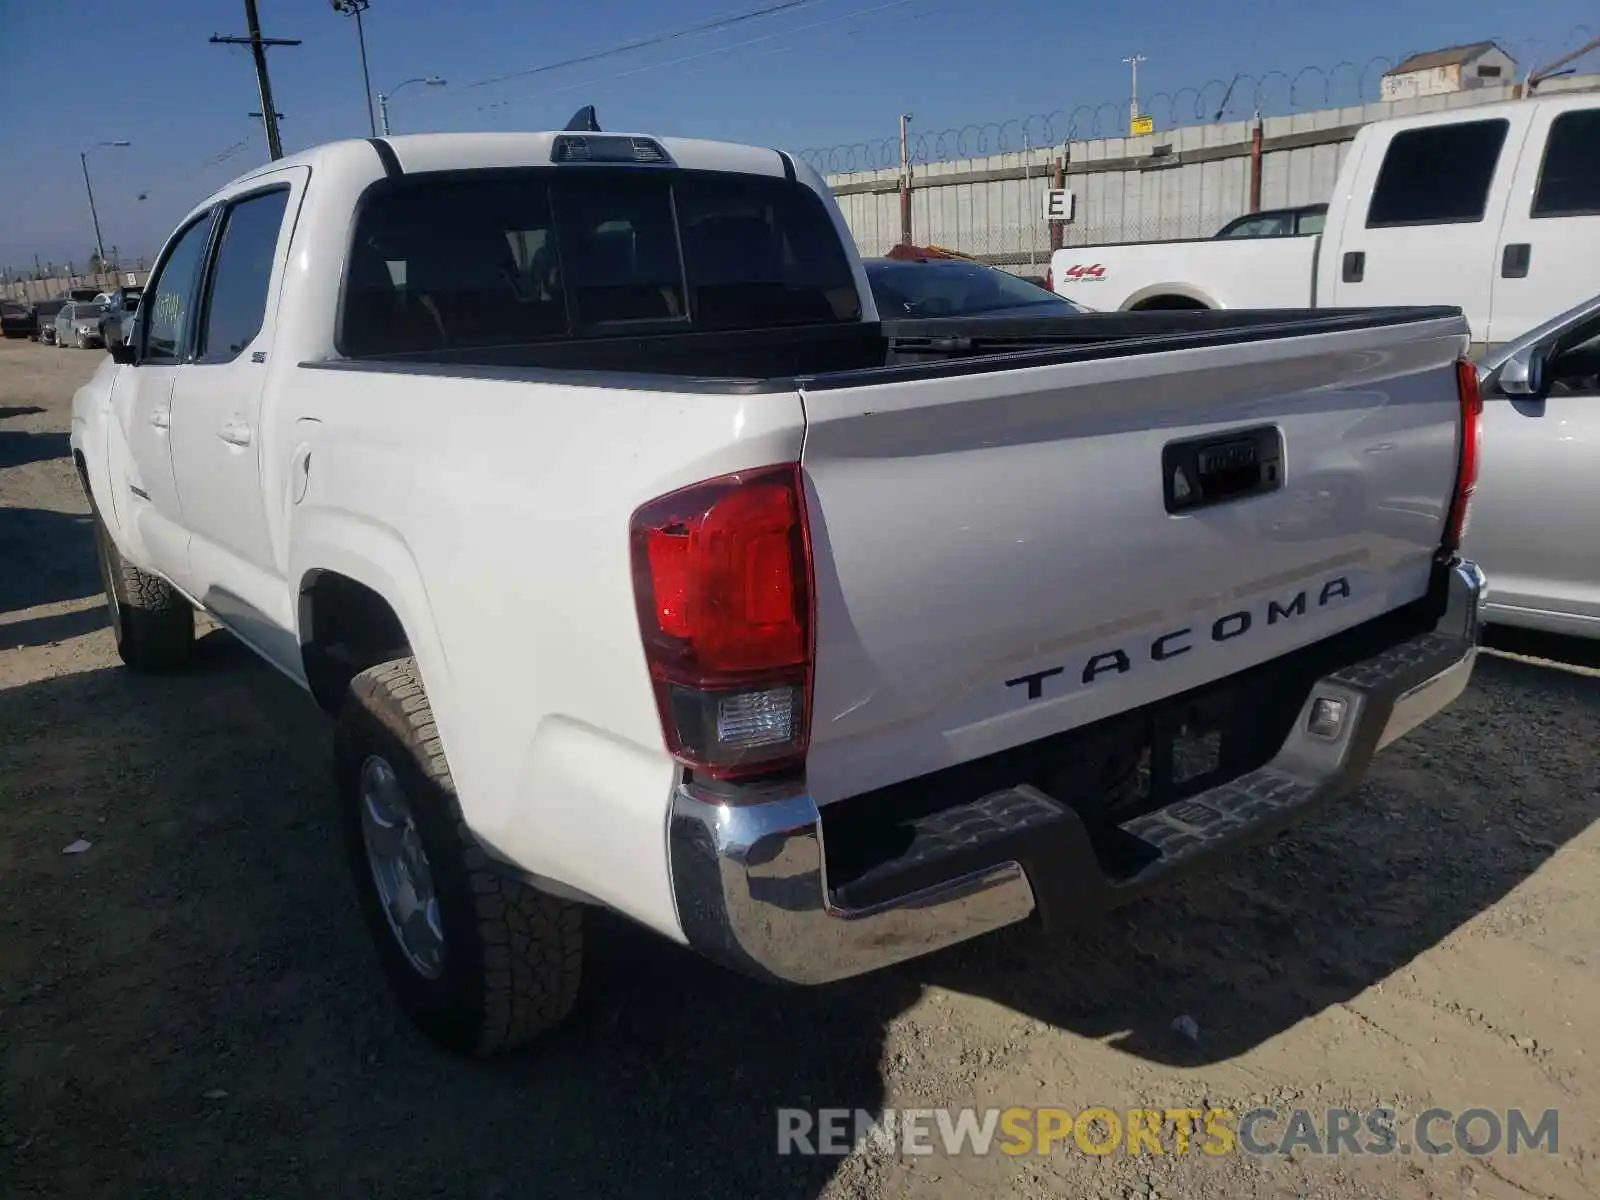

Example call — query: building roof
[1386,42,1505,74]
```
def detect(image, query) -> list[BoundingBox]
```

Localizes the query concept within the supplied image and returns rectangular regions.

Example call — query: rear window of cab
[339,168,862,357]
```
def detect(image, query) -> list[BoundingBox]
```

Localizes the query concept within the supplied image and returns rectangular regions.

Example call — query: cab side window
[198,188,291,361]
[1366,120,1509,227]
[1532,110,1600,219]
[143,214,214,362]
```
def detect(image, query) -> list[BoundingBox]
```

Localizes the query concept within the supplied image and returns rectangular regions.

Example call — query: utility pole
[1123,53,1147,125]
[211,0,301,160]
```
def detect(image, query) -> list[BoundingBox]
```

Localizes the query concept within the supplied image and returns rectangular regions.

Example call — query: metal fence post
[898,113,914,246]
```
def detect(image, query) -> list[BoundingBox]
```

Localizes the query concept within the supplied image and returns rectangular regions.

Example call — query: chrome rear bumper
[668,558,1484,986]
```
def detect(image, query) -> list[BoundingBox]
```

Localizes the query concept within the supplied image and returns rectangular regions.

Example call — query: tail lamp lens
[629,465,813,779]
[1442,357,1483,556]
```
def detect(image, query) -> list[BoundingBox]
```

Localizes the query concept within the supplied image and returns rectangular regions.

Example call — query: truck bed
[305,306,1462,387]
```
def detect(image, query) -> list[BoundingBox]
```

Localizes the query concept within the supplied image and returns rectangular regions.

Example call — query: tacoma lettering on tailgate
[1005,576,1352,701]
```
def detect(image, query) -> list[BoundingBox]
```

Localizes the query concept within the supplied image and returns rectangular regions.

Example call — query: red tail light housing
[1044,265,1054,293]
[629,464,814,779]
[1441,357,1483,557]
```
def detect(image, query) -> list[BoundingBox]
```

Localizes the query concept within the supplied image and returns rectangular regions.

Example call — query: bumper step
[828,785,1073,912]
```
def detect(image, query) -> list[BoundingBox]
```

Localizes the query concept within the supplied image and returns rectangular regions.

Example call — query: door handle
[148,408,170,430]
[217,421,253,447]
[1501,243,1532,279]
[1342,251,1365,283]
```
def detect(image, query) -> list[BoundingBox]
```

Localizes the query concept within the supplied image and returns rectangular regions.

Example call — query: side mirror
[107,339,137,365]
[1495,348,1543,396]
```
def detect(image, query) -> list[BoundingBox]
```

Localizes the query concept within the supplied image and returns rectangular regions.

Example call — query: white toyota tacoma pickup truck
[72,120,1485,1055]
[1051,92,1600,353]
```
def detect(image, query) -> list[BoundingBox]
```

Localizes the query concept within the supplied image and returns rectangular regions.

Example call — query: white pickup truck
[1051,92,1600,352]
[72,122,1485,1056]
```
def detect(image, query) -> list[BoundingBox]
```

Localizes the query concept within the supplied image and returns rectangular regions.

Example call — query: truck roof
[210,131,797,201]
[1364,89,1600,136]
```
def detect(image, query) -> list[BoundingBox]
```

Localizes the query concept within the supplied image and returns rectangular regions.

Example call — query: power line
[458,0,834,91]
[474,0,925,113]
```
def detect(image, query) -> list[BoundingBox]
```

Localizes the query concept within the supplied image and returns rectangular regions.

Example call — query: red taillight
[629,464,814,779]
[1045,265,1054,293]
[1441,357,1483,557]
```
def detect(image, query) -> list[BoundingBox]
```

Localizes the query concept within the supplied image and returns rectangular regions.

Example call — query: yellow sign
[1130,115,1154,136]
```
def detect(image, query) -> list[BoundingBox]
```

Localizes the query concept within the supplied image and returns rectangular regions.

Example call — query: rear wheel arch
[299,568,415,711]
[1126,290,1213,312]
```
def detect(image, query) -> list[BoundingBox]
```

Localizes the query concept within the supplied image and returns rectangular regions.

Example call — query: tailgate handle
[1501,243,1531,279]
[1162,426,1283,515]
[1342,251,1365,283]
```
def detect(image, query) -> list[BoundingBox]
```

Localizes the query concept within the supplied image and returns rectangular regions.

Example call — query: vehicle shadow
[0,637,1593,1197]
[0,602,107,651]
[0,430,72,470]
[0,507,100,616]
[0,405,47,420]
[912,644,1600,1066]
[0,645,907,1200]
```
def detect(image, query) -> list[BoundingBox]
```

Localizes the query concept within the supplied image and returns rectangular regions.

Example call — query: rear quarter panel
[280,367,807,939]
[1052,237,1319,311]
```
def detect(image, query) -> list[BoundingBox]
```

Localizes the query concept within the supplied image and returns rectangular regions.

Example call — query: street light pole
[331,0,378,137]
[376,75,446,136]
[1122,53,1147,126]
[80,140,130,270]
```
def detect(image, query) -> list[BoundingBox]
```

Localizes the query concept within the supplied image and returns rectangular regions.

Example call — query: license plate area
[1163,424,1283,514]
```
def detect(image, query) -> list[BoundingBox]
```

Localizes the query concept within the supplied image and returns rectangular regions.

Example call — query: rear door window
[340,168,860,356]
[198,188,290,361]
[1366,119,1509,227]
[1532,109,1600,218]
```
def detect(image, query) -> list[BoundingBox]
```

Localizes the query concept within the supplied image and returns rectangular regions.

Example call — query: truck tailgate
[797,314,1467,804]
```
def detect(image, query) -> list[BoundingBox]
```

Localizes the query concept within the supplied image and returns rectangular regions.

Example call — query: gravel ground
[1,338,1596,1200]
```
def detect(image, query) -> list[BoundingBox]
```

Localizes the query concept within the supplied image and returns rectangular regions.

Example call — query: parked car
[865,256,1092,318]
[55,300,106,348]
[74,122,1483,1056]
[1464,289,1600,639]
[1213,203,1327,239]
[98,288,142,344]
[1,300,38,339]
[1050,92,1600,351]
[32,298,68,343]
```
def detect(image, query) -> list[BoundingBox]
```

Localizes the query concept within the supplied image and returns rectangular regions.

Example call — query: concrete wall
[2,270,148,305]
[825,81,1569,270]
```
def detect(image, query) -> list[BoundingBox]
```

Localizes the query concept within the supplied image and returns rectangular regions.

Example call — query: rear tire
[335,657,583,1055]
[91,509,194,670]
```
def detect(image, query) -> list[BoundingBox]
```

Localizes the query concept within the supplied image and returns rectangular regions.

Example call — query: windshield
[866,260,1078,317]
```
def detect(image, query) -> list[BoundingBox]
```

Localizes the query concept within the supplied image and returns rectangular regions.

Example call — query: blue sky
[1,0,1594,270]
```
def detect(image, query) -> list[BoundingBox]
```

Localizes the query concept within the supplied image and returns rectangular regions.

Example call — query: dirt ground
[1,338,1596,1200]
